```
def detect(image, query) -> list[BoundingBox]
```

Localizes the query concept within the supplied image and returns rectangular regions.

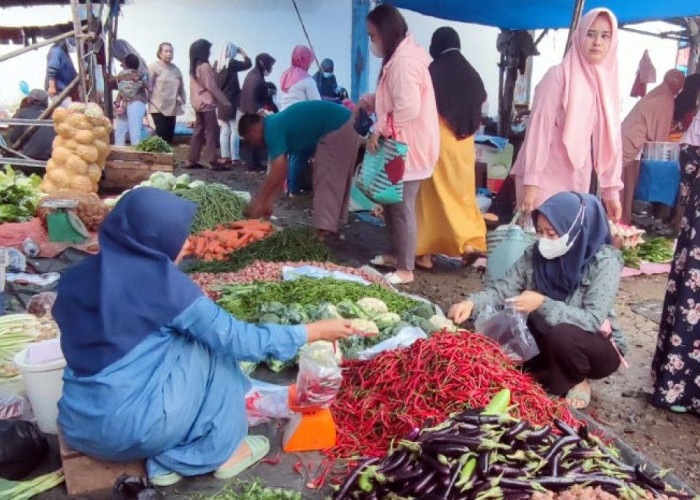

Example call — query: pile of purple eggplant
[333,390,693,500]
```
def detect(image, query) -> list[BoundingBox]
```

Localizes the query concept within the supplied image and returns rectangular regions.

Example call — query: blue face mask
[322,71,333,79]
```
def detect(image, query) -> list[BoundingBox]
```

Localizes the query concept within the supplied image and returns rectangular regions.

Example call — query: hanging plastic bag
[357,326,427,361]
[0,396,34,421]
[474,304,539,363]
[0,420,48,480]
[244,379,293,426]
[27,292,57,318]
[296,343,342,408]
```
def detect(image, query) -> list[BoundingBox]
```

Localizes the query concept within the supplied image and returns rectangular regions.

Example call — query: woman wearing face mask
[313,58,340,100]
[148,42,186,143]
[239,53,276,171]
[511,8,623,222]
[45,38,78,101]
[449,192,627,409]
[360,4,440,285]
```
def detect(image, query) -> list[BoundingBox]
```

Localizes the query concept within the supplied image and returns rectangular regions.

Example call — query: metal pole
[12,75,80,150]
[291,0,321,71]
[565,0,586,52]
[0,29,78,64]
[70,0,89,101]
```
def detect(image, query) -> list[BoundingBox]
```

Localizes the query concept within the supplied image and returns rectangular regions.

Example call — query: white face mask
[370,41,383,58]
[66,39,77,53]
[264,70,271,77]
[536,203,585,260]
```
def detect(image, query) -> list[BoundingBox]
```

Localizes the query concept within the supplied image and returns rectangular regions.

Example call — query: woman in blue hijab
[53,188,353,486]
[448,192,627,409]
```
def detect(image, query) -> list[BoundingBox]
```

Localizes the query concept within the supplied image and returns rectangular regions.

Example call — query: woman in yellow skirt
[416,27,487,268]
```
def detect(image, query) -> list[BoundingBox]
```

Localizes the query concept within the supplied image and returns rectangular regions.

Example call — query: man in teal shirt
[239,101,362,238]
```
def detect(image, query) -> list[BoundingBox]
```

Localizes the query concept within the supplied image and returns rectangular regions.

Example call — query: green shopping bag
[356,116,408,205]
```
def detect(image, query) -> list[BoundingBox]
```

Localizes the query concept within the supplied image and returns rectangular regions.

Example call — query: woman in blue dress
[53,188,353,486]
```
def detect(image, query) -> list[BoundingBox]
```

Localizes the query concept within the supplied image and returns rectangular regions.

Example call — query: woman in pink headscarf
[511,8,623,222]
[279,45,320,110]
[279,45,322,195]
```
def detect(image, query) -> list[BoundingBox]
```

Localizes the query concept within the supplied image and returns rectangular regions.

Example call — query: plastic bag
[296,343,342,408]
[244,379,293,426]
[0,396,34,421]
[474,304,540,362]
[0,421,48,480]
[357,326,427,361]
[27,292,57,318]
[113,474,159,500]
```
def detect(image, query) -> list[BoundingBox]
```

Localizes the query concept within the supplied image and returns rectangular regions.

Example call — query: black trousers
[526,313,620,396]
[151,113,176,143]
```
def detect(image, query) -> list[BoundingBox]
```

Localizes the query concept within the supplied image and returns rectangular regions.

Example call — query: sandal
[385,271,414,285]
[415,256,434,270]
[208,161,230,171]
[670,405,688,413]
[370,255,397,269]
[213,435,270,479]
[150,472,183,487]
[565,388,591,409]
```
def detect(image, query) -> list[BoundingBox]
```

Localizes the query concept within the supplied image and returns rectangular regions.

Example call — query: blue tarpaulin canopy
[386,1,700,30]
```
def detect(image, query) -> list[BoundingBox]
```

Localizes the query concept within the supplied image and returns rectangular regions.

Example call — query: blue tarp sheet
[387,1,700,30]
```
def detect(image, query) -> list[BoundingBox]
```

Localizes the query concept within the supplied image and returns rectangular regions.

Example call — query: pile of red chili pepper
[327,330,577,461]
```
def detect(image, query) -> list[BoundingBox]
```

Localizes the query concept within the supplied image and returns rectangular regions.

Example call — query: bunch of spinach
[0,166,43,223]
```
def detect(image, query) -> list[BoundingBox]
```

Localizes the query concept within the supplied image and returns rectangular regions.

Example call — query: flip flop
[370,255,397,268]
[385,272,414,285]
[150,472,183,487]
[415,257,434,270]
[213,435,270,480]
[670,405,688,413]
[565,388,591,409]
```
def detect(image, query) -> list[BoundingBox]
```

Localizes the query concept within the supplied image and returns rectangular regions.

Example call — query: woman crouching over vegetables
[449,192,628,409]
[52,188,353,487]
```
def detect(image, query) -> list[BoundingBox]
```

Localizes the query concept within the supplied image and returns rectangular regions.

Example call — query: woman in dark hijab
[313,58,340,100]
[449,192,627,409]
[239,53,276,171]
[415,27,488,269]
[186,39,231,170]
[674,74,700,131]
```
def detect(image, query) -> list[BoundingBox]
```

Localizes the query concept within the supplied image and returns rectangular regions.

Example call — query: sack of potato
[36,189,110,231]
[41,102,111,194]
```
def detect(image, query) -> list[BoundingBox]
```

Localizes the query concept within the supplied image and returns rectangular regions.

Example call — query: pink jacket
[362,35,439,182]
[190,62,230,113]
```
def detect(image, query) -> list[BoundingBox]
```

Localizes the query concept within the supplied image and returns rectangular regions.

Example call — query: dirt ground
[179,147,700,493]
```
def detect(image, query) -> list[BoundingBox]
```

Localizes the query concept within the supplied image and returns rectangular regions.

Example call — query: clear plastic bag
[357,326,427,361]
[244,379,293,426]
[474,304,540,362]
[296,343,342,408]
[0,396,34,421]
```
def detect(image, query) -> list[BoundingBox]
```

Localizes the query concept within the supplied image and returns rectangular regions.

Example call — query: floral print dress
[651,144,700,415]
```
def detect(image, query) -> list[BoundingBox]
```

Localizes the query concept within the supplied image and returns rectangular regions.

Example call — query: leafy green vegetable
[0,166,42,222]
[217,278,420,322]
[0,470,64,500]
[187,479,301,500]
[623,237,674,269]
[174,184,249,233]
[134,136,174,153]
[186,226,334,273]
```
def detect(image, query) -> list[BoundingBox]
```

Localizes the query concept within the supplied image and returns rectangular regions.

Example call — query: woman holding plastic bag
[449,192,627,409]
[53,188,353,487]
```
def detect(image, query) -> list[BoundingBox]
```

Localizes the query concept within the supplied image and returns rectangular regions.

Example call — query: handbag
[355,115,408,205]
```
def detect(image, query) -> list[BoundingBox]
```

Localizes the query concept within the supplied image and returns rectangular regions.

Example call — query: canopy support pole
[565,0,586,51]
[351,0,370,102]
[0,29,78,64]
[70,0,89,102]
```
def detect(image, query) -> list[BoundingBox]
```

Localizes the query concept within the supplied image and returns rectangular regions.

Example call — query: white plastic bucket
[13,340,66,434]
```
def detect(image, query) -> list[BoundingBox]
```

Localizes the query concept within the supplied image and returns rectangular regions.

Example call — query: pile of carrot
[183,220,273,261]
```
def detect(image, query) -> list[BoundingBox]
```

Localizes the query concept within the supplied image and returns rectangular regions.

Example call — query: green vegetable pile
[103,172,207,208]
[134,136,174,153]
[187,480,300,500]
[217,278,421,322]
[187,226,333,273]
[0,166,43,223]
[0,471,64,500]
[174,183,249,233]
[622,237,674,269]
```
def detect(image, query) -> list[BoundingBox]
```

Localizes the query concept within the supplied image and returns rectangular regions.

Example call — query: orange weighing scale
[282,383,337,452]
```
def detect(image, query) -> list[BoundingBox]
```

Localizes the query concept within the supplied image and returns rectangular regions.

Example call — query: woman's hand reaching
[507,291,545,314]
[306,319,355,343]
[603,198,622,223]
[448,301,474,325]
[366,133,380,154]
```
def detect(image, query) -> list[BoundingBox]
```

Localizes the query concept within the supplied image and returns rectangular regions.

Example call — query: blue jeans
[115,101,146,146]
[219,112,240,160]
[287,153,311,194]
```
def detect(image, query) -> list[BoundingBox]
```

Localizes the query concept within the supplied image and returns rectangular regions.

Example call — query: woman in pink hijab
[511,8,623,221]
[279,45,320,110]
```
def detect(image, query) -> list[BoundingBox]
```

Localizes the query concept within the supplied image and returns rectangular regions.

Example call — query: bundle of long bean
[174,184,248,234]
[328,331,576,462]
[334,408,692,500]
[186,226,333,273]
